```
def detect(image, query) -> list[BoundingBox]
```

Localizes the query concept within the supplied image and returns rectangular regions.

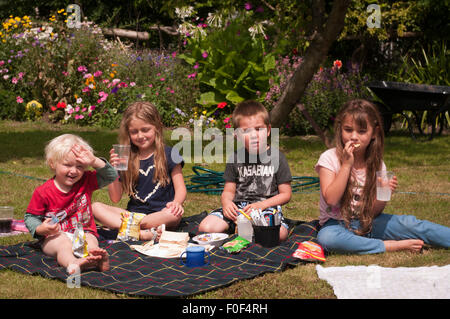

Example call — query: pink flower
[202,51,208,58]
[187,72,197,79]
[171,51,177,58]
[77,65,88,73]
[18,72,24,79]
[93,70,102,77]
[0,61,4,66]
[193,63,199,69]
[245,3,252,11]
[82,87,90,93]
[224,117,231,123]
[160,77,165,81]
[130,82,136,87]
[16,96,23,103]
[11,77,18,84]
[62,71,69,76]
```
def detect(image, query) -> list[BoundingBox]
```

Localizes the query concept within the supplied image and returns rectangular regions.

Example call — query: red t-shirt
[27,171,99,237]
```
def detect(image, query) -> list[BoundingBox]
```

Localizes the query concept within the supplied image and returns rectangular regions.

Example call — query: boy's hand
[222,200,239,221]
[243,201,266,213]
[39,218,60,236]
[72,144,96,167]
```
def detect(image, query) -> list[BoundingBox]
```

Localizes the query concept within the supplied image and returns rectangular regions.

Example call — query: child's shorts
[209,201,289,233]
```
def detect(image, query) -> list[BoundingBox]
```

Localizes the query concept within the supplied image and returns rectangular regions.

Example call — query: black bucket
[253,225,280,247]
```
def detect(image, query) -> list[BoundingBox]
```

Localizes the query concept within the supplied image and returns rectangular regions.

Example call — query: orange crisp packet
[292,241,326,262]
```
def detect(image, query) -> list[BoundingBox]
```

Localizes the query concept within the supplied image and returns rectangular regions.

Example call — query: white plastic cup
[113,144,131,171]
[376,171,394,201]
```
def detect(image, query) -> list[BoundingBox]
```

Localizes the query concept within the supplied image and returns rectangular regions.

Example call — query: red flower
[333,60,342,69]
[217,102,227,109]
[56,102,66,109]
[50,106,57,111]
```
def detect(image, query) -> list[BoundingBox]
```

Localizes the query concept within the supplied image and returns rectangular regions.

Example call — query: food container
[192,233,229,247]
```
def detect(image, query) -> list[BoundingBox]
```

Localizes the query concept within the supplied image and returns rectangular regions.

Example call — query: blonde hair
[232,100,270,128]
[118,101,169,197]
[45,134,93,168]
[334,99,384,235]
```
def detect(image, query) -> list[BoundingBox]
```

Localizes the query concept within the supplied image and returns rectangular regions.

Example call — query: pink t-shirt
[314,148,386,225]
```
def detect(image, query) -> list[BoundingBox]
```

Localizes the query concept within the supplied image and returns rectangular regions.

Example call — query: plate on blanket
[192,233,229,247]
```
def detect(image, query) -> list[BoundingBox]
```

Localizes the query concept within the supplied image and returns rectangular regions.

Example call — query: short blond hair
[45,134,93,167]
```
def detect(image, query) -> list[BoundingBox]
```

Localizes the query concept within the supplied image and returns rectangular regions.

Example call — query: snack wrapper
[117,211,146,241]
[72,223,89,258]
[221,236,250,253]
[292,241,326,262]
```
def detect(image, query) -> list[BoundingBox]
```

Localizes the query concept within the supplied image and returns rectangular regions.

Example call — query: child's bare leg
[140,208,182,232]
[279,226,288,242]
[42,233,100,273]
[91,202,124,229]
[198,215,230,233]
[86,233,110,272]
[384,239,424,253]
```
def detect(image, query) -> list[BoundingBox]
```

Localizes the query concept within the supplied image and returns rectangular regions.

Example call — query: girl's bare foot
[384,239,424,253]
[89,248,110,272]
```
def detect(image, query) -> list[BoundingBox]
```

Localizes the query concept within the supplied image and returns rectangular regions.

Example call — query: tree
[269,0,351,137]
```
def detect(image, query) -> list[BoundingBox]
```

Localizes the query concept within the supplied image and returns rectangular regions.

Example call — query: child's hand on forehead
[71,144,96,167]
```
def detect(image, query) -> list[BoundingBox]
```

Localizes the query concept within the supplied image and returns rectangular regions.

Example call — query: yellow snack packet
[117,211,146,241]
[72,223,89,258]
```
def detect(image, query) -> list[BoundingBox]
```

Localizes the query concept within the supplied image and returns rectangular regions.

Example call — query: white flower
[175,6,195,20]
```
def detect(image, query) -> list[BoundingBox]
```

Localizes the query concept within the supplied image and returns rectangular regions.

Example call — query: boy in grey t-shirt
[198,100,292,242]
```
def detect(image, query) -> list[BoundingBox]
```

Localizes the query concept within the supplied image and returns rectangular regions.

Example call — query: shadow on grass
[0,130,118,163]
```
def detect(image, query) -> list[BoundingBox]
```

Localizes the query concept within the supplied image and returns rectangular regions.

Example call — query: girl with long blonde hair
[92,101,186,241]
[315,99,450,254]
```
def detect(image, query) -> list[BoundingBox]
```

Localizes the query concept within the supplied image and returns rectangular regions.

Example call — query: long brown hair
[118,101,169,197]
[334,99,384,235]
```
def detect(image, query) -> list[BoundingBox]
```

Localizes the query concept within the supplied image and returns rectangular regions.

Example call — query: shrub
[264,56,370,135]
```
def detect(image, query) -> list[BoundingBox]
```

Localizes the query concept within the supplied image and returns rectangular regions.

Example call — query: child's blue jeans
[317,213,450,254]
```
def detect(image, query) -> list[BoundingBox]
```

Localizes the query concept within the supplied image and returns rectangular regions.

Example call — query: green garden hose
[185,166,320,195]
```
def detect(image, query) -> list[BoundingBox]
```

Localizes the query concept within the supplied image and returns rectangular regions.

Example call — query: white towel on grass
[316,264,450,299]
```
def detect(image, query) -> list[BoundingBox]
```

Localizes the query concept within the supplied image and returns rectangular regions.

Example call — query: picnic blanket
[0,212,319,297]
[316,264,450,299]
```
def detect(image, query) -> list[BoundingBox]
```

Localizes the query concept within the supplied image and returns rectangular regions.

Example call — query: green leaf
[225,90,245,104]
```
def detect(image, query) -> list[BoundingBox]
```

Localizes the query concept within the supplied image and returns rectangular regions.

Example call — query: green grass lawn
[0,120,449,299]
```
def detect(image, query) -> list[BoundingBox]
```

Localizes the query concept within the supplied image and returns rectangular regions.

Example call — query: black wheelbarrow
[367,81,450,140]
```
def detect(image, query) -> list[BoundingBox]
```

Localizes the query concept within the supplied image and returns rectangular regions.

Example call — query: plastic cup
[0,206,14,233]
[113,144,131,171]
[180,246,211,267]
[376,171,394,201]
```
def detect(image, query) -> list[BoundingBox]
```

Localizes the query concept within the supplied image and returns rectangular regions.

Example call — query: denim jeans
[317,214,450,254]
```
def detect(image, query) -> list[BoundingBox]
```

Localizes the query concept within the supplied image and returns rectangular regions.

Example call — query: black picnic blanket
[0,212,320,297]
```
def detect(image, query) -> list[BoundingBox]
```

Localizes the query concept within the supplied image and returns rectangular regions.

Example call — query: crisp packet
[221,236,250,253]
[117,211,146,241]
[292,241,326,262]
[72,223,89,258]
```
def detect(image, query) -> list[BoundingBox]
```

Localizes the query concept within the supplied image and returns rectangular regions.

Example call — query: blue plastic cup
[180,246,211,267]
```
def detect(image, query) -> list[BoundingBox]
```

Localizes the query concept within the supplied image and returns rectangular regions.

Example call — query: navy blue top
[127,146,184,214]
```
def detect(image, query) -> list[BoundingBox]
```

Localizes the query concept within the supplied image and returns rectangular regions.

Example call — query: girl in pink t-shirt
[315,99,450,254]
